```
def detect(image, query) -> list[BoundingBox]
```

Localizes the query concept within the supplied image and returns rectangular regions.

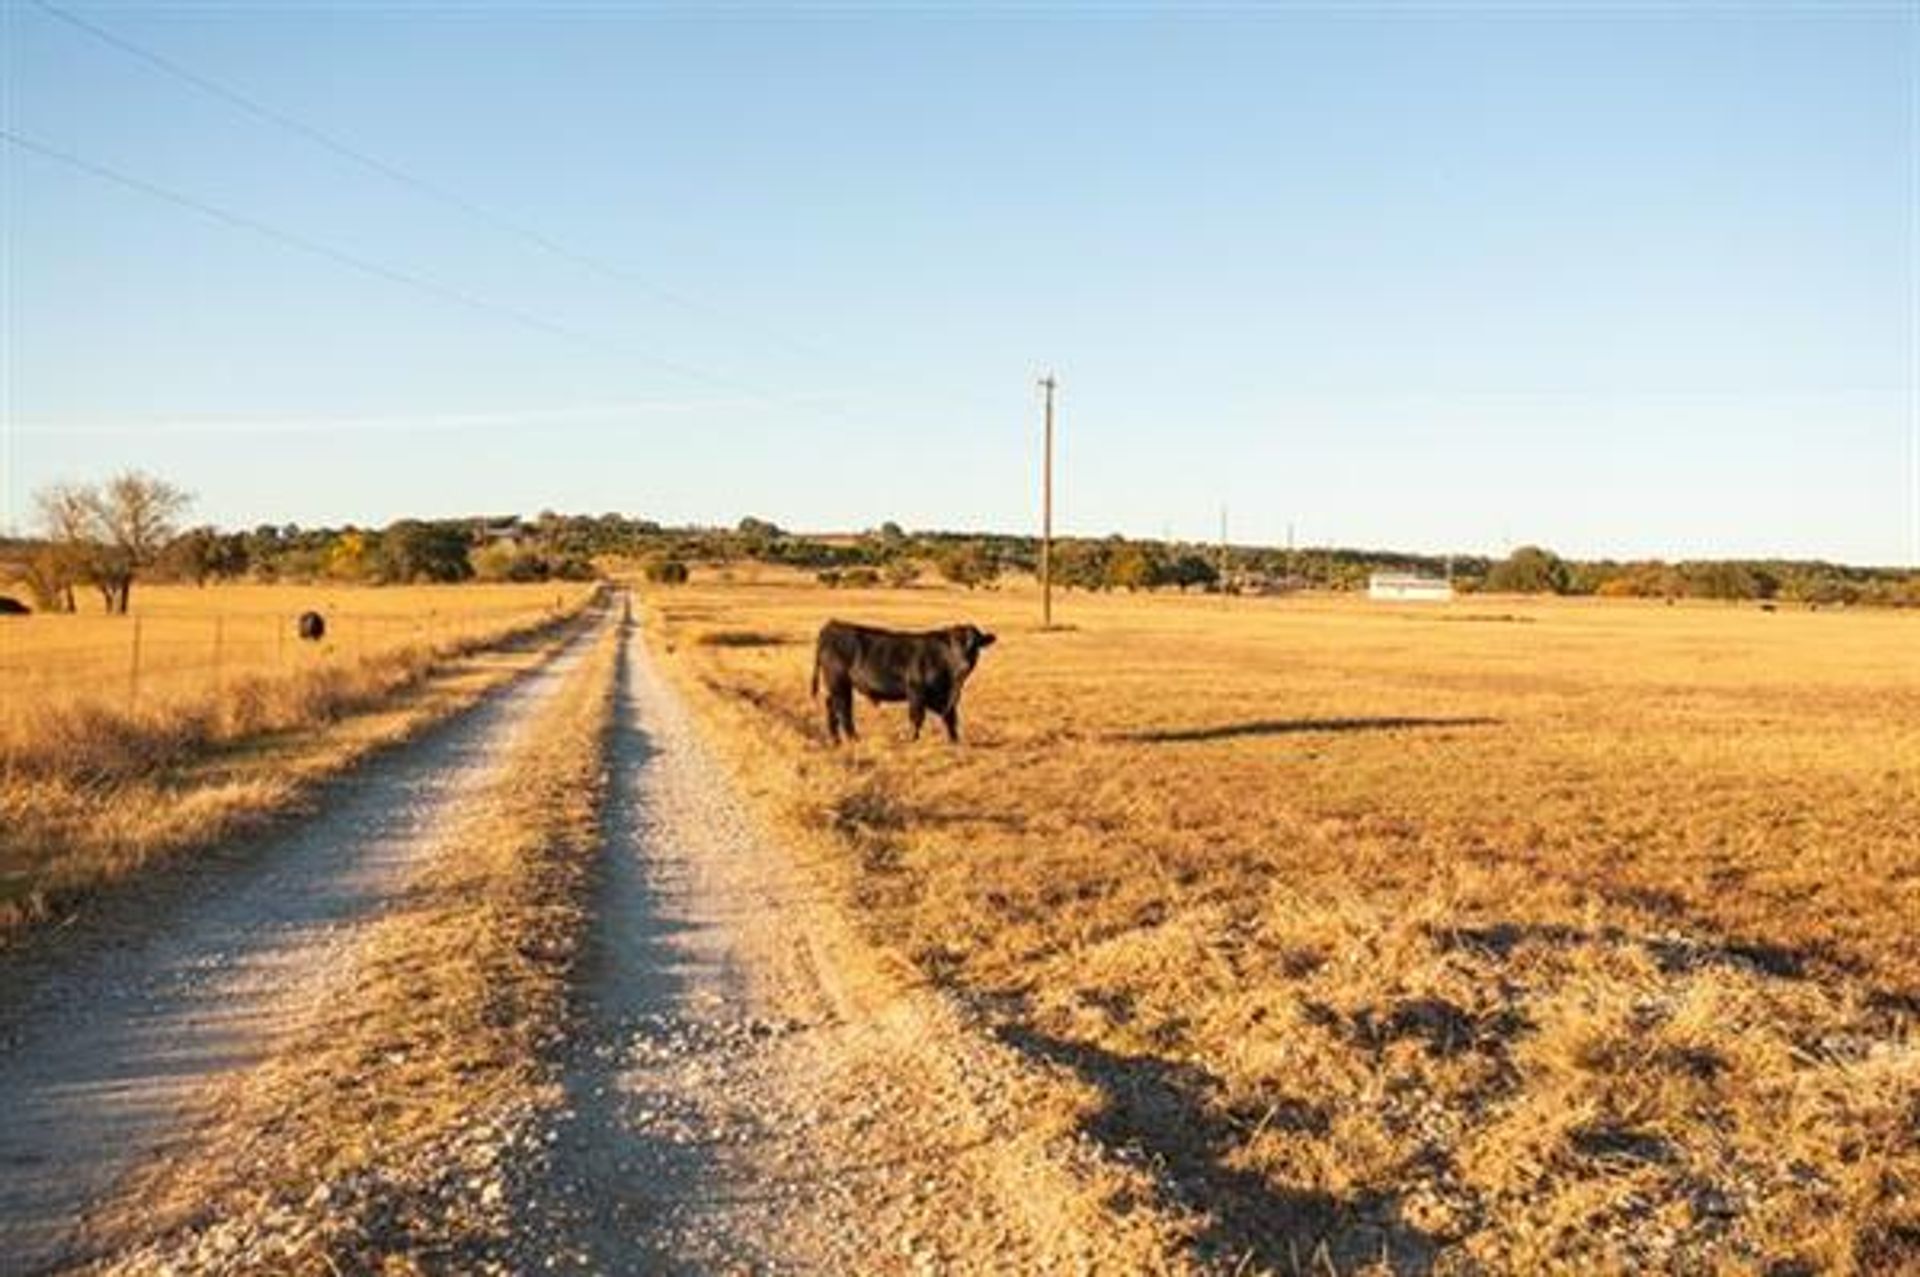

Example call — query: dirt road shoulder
[0,615,612,1275]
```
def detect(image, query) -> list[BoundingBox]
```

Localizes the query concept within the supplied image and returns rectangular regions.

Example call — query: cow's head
[953,624,997,671]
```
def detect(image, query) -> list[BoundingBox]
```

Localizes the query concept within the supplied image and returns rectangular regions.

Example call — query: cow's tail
[810,650,820,700]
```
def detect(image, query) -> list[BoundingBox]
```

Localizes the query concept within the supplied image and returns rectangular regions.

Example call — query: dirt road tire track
[0,619,604,1276]
[522,614,1177,1273]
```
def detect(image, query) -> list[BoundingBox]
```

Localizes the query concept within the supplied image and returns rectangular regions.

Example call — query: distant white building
[1368,571,1453,603]
[477,519,529,546]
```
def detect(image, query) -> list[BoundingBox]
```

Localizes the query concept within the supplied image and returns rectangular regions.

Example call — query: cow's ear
[977,630,997,648]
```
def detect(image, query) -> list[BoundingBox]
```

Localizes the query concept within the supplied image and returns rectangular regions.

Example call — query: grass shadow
[695,629,792,648]
[994,1024,1440,1273]
[1428,918,1866,984]
[1117,716,1498,745]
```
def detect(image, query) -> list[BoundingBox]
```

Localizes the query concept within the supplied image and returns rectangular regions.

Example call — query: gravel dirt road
[0,626,598,1275]
[4,611,1168,1274]
[521,619,1164,1274]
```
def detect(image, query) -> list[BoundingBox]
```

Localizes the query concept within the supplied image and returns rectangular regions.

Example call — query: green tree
[1486,545,1570,595]
[1053,540,1112,591]
[1566,560,1620,597]
[378,521,474,583]
[159,526,223,585]
[644,558,690,585]
[936,541,998,588]
[473,539,534,582]
[1684,561,1758,601]
[1165,553,1220,592]
[1105,543,1160,592]
[326,529,375,581]
[736,516,782,559]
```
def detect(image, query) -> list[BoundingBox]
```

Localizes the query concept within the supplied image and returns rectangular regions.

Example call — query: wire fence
[0,595,583,715]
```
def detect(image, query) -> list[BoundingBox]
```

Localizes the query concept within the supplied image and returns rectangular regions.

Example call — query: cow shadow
[1428,918,1862,984]
[993,1024,1440,1273]
[1118,716,1498,744]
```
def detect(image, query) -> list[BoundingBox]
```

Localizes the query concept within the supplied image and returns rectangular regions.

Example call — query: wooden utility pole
[1218,504,1229,591]
[127,617,143,709]
[1039,373,1056,629]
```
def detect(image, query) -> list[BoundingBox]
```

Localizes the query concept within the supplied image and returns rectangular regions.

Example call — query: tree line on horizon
[5,473,1917,612]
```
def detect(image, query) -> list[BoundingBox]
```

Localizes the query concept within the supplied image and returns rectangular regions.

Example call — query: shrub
[644,559,691,585]
[550,555,598,582]
[1683,561,1759,601]
[471,541,526,583]
[936,542,998,589]
[1105,543,1167,592]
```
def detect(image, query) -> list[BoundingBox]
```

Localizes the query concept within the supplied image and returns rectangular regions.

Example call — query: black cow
[812,620,996,744]
[0,596,29,616]
[297,611,326,642]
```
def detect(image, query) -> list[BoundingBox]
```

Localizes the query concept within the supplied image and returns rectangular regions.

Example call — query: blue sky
[2,2,1914,564]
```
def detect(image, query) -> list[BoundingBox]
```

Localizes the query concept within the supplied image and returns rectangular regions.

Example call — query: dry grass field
[0,582,598,932]
[646,571,1919,1274]
[0,582,589,721]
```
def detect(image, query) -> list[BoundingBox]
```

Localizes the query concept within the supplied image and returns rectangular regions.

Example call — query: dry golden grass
[92,613,621,1274]
[646,571,1920,1274]
[0,581,591,730]
[0,582,599,934]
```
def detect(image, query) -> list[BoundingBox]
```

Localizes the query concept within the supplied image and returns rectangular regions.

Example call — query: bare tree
[35,472,192,614]
[94,472,191,612]
[33,483,96,613]
[20,547,77,614]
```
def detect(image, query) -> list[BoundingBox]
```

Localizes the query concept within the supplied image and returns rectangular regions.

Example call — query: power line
[1910,0,1919,569]
[1038,372,1056,629]
[1,0,15,537]
[23,1,1026,470]
[12,397,790,438]
[30,0,869,374]
[0,127,766,395]
[5,129,996,457]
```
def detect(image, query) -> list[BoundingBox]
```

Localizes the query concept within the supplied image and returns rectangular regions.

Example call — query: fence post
[128,616,143,710]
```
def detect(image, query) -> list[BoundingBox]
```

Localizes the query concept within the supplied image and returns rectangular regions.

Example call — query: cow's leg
[907,692,926,740]
[834,684,858,741]
[940,706,961,743]
[824,687,842,743]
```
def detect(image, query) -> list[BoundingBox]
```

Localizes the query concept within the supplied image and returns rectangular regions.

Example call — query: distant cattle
[0,596,29,616]
[297,611,326,642]
[812,620,996,744]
